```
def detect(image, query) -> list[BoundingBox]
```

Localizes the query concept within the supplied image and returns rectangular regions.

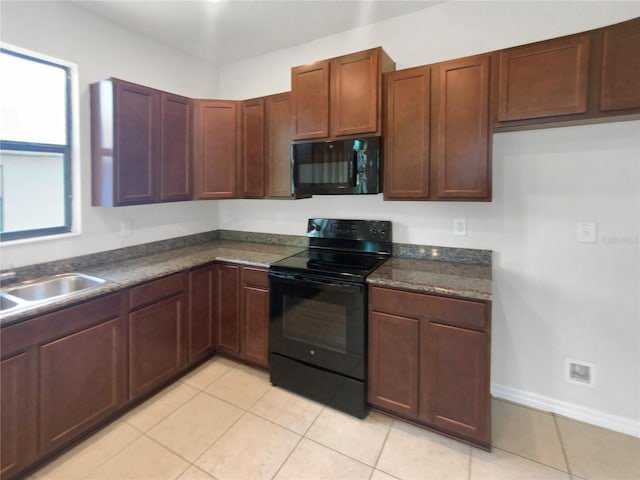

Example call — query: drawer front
[369,286,487,331]
[241,266,269,289]
[129,273,185,310]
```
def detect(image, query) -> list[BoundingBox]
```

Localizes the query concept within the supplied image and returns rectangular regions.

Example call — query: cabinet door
[331,49,380,137]
[193,100,239,199]
[129,294,186,399]
[114,79,160,205]
[242,98,266,198]
[432,55,490,199]
[216,264,241,355]
[160,93,192,201]
[600,18,640,112]
[188,265,215,364]
[1,353,34,479]
[39,317,127,453]
[419,322,490,446]
[265,93,293,197]
[368,310,419,418]
[291,61,330,140]
[383,67,431,200]
[498,35,590,121]
[240,267,269,367]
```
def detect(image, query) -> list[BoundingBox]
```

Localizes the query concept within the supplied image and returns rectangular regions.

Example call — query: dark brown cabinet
[383,54,491,201]
[188,264,216,363]
[91,79,192,206]
[0,293,126,479]
[193,100,239,199]
[239,267,269,367]
[292,47,394,140]
[241,98,266,198]
[216,263,241,355]
[265,93,294,198]
[600,18,640,112]
[368,285,491,448]
[128,273,187,400]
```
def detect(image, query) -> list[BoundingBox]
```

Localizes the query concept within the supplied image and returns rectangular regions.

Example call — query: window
[0,48,72,241]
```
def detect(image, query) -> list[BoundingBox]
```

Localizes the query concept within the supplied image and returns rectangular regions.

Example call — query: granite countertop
[367,257,492,301]
[0,240,303,327]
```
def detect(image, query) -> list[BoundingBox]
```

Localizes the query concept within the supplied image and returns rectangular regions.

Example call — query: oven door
[268,270,367,380]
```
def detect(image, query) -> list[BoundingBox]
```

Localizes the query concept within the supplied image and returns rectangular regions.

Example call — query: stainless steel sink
[0,273,106,317]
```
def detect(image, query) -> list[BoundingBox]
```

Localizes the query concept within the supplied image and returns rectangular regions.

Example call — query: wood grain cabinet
[383,54,491,201]
[91,78,192,206]
[368,285,491,449]
[193,100,239,199]
[128,273,187,400]
[215,263,269,367]
[0,293,126,479]
[241,98,266,198]
[188,264,216,363]
[292,47,395,140]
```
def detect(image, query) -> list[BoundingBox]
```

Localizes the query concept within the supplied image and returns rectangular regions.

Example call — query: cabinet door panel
[160,93,192,201]
[433,55,490,199]
[498,35,590,121]
[1,353,33,479]
[242,99,266,198]
[129,295,185,399]
[115,81,159,204]
[240,285,269,367]
[331,50,379,136]
[194,100,238,199]
[188,266,215,363]
[600,19,640,111]
[265,93,293,197]
[383,67,431,200]
[368,310,419,417]
[216,264,240,355]
[420,322,489,445]
[291,62,330,140]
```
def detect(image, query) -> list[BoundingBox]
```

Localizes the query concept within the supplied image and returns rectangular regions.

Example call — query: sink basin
[3,273,106,302]
[0,273,107,319]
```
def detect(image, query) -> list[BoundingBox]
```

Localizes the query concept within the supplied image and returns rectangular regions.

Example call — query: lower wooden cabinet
[128,273,187,400]
[368,285,491,448]
[215,263,269,367]
[188,264,216,363]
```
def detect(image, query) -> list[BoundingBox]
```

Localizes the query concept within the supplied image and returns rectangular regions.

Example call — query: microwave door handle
[349,150,357,187]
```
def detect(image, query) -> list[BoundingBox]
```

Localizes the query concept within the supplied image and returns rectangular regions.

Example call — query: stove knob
[310,350,315,355]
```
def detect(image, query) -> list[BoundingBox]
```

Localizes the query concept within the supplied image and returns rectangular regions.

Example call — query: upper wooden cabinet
[241,98,266,198]
[383,54,491,201]
[91,79,192,206]
[497,35,590,122]
[291,47,395,140]
[600,18,640,112]
[265,93,295,198]
[193,100,239,199]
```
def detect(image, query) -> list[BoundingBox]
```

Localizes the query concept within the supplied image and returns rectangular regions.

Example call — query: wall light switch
[577,221,597,243]
[453,218,467,236]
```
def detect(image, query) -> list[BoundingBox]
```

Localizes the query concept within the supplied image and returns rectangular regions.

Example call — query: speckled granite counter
[0,240,303,326]
[367,257,492,301]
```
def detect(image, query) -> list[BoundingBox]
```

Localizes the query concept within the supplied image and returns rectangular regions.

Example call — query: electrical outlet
[120,220,133,237]
[577,222,597,243]
[565,358,595,387]
[221,210,230,226]
[276,212,284,225]
[453,218,467,236]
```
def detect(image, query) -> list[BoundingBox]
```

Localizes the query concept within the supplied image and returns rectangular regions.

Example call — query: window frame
[0,48,73,242]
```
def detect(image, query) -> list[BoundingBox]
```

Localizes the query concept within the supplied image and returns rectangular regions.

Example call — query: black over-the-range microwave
[291,136,382,196]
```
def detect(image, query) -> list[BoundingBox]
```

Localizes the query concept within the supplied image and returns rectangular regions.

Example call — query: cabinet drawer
[241,267,269,289]
[369,286,487,331]
[129,273,185,310]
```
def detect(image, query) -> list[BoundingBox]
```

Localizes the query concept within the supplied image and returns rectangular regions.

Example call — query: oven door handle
[269,271,364,292]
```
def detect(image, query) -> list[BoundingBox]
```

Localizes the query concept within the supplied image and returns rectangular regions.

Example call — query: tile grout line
[553,413,575,478]
[371,417,394,471]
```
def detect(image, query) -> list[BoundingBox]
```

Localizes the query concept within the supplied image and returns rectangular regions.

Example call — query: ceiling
[73,0,441,66]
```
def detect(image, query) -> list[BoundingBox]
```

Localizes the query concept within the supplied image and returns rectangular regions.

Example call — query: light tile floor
[30,357,640,480]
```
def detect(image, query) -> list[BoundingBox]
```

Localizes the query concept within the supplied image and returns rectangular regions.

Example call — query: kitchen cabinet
[368,285,491,448]
[241,98,266,198]
[265,93,295,198]
[188,264,216,363]
[128,273,187,400]
[215,263,269,367]
[383,54,491,201]
[0,292,126,479]
[599,18,640,112]
[91,79,192,206]
[193,100,239,199]
[291,47,395,140]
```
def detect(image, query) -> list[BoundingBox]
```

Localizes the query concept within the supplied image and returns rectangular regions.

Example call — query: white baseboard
[491,383,640,438]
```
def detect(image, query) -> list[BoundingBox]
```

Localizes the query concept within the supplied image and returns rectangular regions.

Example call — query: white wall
[216,1,640,435]
[0,1,220,268]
